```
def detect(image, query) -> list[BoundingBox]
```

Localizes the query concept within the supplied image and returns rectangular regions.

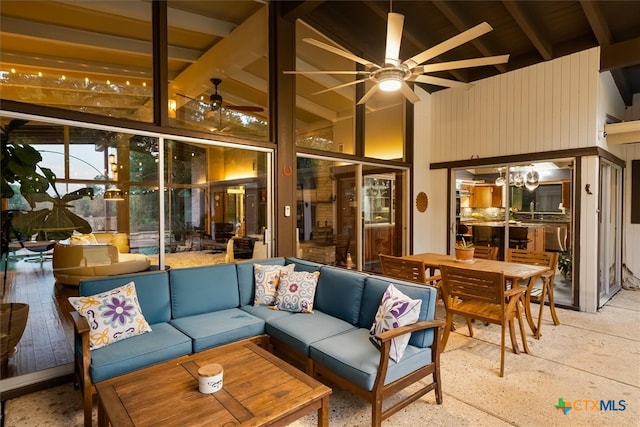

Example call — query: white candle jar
[198,363,223,394]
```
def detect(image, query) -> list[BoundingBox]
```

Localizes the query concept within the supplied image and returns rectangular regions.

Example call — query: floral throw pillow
[271,270,320,313]
[68,281,152,350]
[370,284,422,362]
[254,264,295,305]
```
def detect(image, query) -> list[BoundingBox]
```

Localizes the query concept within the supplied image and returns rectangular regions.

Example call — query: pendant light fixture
[525,165,540,191]
[495,168,505,186]
[104,153,124,201]
[512,171,525,188]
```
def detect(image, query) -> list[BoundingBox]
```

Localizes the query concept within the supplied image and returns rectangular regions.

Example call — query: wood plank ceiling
[296,0,640,107]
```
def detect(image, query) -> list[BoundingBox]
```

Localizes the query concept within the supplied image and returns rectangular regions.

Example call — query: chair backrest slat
[440,265,504,307]
[506,249,558,270]
[379,254,427,284]
[473,246,499,260]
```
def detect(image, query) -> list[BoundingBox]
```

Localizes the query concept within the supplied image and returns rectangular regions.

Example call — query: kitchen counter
[462,221,545,228]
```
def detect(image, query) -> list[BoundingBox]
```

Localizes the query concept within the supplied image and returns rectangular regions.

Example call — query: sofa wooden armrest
[70,310,94,427]
[372,319,444,425]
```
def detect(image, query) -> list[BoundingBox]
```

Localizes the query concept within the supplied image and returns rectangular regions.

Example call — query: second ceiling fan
[287,9,510,105]
[178,78,264,115]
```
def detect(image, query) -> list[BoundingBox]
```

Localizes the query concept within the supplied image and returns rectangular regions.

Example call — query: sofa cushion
[266,310,356,356]
[69,281,152,350]
[272,270,320,313]
[79,271,171,325]
[285,257,323,273]
[169,308,264,353]
[361,276,438,348]
[170,264,240,318]
[370,284,422,362]
[314,266,367,325]
[240,304,293,322]
[253,263,294,306]
[89,322,191,383]
[236,258,286,306]
[309,328,433,392]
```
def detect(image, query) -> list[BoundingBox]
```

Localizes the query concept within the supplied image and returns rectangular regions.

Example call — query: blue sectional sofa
[71,257,443,427]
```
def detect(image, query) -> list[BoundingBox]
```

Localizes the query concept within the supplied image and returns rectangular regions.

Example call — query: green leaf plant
[1,119,93,240]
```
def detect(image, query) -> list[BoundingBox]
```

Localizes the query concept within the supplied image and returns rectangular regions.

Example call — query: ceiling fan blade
[283,70,369,75]
[357,85,379,105]
[176,93,199,102]
[403,22,493,68]
[413,75,472,89]
[313,79,367,95]
[303,38,374,67]
[414,55,510,73]
[226,105,264,112]
[385,12,404,66]
[399,81,420,104]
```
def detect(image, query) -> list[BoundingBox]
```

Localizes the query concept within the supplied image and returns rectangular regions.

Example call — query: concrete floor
[4,289,639,426]
[291,288,640,426]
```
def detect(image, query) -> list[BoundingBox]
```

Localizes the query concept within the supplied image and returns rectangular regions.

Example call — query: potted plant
[455,237,475,261]
[1,119,94,240]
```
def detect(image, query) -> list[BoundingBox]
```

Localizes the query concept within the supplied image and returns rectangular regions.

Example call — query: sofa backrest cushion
[361,276,438,348]
[235,258,286,306]
[314,266,366,325]
[170,264,240,318]
[285,257,323,273]
[78,271,171,324]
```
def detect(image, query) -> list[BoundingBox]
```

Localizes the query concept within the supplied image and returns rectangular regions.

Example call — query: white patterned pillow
[68,281,152,350]
[271,270,320,313]
[253,264,295,305]
[370,284,422,362]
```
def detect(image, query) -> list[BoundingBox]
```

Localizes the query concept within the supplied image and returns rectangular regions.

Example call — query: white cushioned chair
[53,233,150,286]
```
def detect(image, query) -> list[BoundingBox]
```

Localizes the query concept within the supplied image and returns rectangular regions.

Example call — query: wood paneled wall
[427,48,600,162]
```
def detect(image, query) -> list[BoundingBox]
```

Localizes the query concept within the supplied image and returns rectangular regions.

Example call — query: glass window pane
[364,102,405,160]
[167,2,269,141]
[296,158,356,266]
[362,166,406,272]
[164,139,269,262]
[294,21,355,154]
[0,1,153,121]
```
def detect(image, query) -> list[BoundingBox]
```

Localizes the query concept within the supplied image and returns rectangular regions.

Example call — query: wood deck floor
[1,254,76,379]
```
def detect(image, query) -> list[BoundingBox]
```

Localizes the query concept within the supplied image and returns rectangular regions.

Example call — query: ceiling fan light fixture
[379,77,402,92]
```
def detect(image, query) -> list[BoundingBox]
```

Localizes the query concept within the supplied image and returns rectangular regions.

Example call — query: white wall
[621,93,640,278]
[413,46,638,311]
[427,48,600,162]
[413,86,448,255]
[622,142,640,278]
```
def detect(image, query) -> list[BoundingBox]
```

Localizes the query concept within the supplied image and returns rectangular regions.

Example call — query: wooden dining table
[402,253,550,337]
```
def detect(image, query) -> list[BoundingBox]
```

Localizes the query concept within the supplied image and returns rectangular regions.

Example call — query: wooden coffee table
[95,338,331,426]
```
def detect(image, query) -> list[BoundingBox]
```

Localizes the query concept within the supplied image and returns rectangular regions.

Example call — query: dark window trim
[430,147,624,170]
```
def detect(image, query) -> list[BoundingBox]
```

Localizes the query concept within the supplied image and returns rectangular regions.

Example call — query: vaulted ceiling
[294,0,640,107]
[1,0,639,137]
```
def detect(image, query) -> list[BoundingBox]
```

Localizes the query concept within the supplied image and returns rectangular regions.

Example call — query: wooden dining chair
[379,254,473,336]
[473,245,498,260]
[439,264,529,377]
[506,249,560,339]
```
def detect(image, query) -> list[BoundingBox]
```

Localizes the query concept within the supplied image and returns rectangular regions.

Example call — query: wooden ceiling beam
[600,37,640,71]
[580,0,611,45]
[580,0,634,106]
[431,0,508,73]
[502,1,553,61]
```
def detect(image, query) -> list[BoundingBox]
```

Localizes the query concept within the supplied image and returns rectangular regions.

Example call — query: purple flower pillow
[68,281,152,350]
[370,284,422,362]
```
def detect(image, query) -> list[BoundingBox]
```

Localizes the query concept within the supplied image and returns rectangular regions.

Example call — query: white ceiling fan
[286,9,509,105]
